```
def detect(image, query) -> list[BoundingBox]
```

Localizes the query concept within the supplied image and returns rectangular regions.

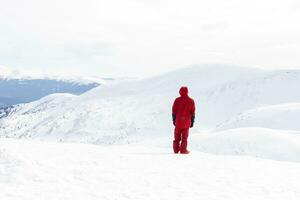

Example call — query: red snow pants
[173,127,189,153]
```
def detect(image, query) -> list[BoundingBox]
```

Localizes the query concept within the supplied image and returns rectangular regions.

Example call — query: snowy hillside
[1,65,300,146]
[216,103,300,131]
[2,65,300,200]
[190,128,300,162]
[2,138,300,200]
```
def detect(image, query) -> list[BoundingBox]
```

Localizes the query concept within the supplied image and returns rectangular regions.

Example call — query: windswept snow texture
[0,78,99,108]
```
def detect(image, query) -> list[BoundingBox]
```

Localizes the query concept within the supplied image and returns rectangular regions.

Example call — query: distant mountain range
[0,66,108,108]
[0,78,100,108]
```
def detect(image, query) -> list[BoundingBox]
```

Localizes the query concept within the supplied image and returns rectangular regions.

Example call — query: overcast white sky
[1,0,300,77]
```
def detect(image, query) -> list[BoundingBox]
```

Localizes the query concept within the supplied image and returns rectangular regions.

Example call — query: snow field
[1,138,300,200]
[1,65,300,199]
[2,65,300,144]
[216,103,300,131]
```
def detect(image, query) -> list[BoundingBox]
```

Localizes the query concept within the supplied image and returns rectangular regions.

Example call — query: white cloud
[0,0,300,77]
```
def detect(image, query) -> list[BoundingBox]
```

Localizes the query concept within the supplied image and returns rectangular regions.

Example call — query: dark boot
[180,149,190,154]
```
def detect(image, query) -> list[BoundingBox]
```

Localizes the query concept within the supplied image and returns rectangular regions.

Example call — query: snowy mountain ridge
[1,65,300,144]
[0,65,115,85]
[0,78,99,108]
[2,65,300,200]
[0,66,133,108]
[1,65,300,162]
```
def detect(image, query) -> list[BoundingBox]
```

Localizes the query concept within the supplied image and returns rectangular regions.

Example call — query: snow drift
[190,127,300,162]
[2,138,300,200]
[216,103,300,131]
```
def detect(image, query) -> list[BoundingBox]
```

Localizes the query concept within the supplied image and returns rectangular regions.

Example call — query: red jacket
[172,87,195,128]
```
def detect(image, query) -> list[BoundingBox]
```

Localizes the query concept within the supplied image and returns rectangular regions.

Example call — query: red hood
[179,87,188,97]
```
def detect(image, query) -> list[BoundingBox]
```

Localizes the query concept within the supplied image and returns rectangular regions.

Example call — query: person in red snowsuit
[172,86,195,154]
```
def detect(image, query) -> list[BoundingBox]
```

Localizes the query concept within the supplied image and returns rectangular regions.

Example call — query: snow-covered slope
[2,65,300,199]
[1,138,300,200]
[216,103,300,131]
[1,65,300,145]
[190,128,300,162]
